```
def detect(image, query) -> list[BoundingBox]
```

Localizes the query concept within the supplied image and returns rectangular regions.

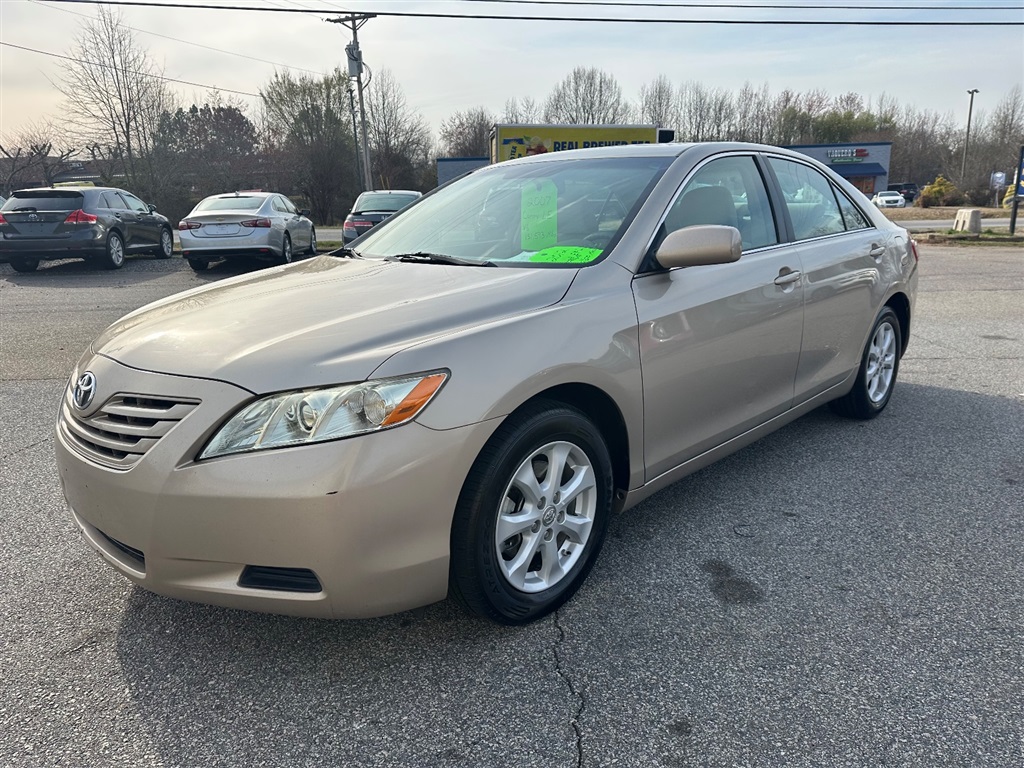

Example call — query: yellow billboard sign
[491,125,660,163]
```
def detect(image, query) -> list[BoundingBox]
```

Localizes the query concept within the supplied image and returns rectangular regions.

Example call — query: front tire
[100,232,125,270]
[307,229,317,256]
[830,306,902,420]
[450,400,613,624]
[10,258,39,273]
[155,228,173,259]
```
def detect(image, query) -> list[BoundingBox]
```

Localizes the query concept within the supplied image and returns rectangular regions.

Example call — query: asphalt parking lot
[1,246,1021,767]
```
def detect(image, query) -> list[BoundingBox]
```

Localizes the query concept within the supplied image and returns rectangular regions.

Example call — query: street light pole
[961,88,979,185]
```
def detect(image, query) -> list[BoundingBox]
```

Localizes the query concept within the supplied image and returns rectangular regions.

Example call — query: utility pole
[961,88,979,186]
[327,14,375,192]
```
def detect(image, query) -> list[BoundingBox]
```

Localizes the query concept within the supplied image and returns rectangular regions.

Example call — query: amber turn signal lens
[380,374,447,426]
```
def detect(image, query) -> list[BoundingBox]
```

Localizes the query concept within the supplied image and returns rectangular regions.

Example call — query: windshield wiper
[328,246,363,259]
[384,252,494,267]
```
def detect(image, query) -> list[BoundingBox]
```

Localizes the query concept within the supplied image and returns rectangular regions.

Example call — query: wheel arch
[511,382,631,508]
[885,291,911,355]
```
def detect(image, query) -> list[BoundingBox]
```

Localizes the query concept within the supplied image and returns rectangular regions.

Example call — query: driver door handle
[774,270,801,286]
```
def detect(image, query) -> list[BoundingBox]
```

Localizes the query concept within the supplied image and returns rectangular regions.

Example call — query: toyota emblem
[72,371,97,410]
[28,213,39,222]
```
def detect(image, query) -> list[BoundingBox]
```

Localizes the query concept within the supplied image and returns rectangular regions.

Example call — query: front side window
[657,155,778,253]
[353,156,672,268]
[119,192,149,213]
[768,158,846,241]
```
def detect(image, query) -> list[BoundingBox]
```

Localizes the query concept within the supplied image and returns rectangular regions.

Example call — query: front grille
[238,566,323,593]
[59,389,199,470]
[98,530,146,570]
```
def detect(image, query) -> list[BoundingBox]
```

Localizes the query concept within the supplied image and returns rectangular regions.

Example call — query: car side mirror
[655,225,742,270]
[148,203,157,213]
[300,209,311,218]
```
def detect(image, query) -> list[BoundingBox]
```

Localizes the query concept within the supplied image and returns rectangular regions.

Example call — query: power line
[28,0,326,76]
[0,41,261,96]
[455,0,1024,9]
[36,0,1024,24]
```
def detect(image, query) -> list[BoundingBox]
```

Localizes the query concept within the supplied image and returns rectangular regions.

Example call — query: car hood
[91,257,577,392]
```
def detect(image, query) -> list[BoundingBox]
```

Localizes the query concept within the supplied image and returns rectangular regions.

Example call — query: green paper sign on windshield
[520,180,558,251]
[528,246,603,264]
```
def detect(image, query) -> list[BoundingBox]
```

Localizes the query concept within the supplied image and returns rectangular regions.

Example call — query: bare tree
[439,107,495,157]
[638,75,680,130]
[543,67,632,124]
[54,6,174,196]
[502,97,541,124]
[261,68,359,223]
[0,122,77,192]
[365,69,432,190]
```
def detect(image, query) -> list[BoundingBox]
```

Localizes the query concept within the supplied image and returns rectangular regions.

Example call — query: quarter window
[768,158,847,241]
[836,189,871,231]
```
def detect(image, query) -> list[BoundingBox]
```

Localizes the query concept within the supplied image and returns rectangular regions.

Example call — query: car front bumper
[54,356,497,619]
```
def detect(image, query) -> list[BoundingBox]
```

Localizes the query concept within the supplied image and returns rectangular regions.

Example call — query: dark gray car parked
[0,186,173,272]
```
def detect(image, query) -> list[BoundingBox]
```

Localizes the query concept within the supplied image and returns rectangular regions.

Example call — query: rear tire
[10,258,39,273]
[187,257,209,272]
[100,232,125,270]
[155,228,173,259]
[449,400,613,624]
[830,306,901,420]
[280,234,293,264]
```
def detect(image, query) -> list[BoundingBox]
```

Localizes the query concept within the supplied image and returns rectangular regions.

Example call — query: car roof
[13,186,115,194]
[360,190,420,196]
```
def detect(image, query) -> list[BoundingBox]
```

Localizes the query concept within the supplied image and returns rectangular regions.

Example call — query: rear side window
[101,191,128,210]
[2,192,84,212]
[768,158,846,241]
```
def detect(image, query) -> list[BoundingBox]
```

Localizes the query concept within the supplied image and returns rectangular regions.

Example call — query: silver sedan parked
[178,191,316,271]
[56,143,917,625]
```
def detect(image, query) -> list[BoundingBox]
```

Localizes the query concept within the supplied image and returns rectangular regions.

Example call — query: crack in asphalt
[553,609,586,768]
[1,438,50,462]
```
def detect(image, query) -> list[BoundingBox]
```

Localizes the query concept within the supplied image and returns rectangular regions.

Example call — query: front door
[632,154,804,481]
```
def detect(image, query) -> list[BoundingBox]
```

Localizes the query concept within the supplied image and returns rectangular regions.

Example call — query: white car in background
[178,191,316,271]
[871,190,907,208]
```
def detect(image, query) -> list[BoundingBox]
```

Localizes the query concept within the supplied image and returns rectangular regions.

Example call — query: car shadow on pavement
[0,255,178,285]
[108,383,1024,766]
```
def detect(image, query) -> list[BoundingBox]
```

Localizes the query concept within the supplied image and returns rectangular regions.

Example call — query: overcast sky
[1,0,1022,143]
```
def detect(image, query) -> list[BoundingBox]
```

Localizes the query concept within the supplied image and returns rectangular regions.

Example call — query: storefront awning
[827,162,887,178]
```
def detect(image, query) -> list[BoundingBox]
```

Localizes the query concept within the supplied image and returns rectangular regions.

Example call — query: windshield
[354,192,420,213]
[353,156,671,268]
[195,196,265,212]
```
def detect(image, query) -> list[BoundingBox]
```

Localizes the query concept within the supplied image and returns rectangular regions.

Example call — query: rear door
[765,155,889,399]
[117,191,157,250]
[100,190,137,248]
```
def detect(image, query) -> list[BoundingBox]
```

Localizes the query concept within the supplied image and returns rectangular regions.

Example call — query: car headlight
[199,371,448,459]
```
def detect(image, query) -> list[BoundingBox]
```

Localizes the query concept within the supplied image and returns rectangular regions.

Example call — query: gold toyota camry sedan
[55,143,918,625]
